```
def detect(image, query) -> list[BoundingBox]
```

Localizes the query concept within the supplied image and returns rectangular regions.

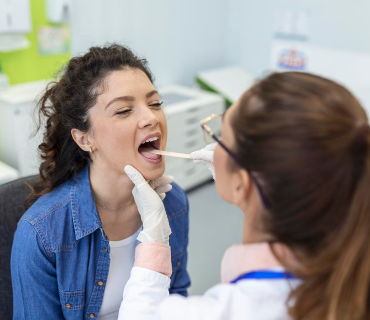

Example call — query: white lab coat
[118,243,300,320]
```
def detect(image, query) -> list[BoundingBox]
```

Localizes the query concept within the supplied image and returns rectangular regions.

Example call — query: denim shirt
[11,166,190,320]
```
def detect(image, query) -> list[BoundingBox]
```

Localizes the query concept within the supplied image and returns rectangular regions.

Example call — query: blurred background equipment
[196,66,254,106]
[161,85,224,190]
[0,0,31,52]
[270,8,370,114]
[0,80,47,176]
[45,0,70,23]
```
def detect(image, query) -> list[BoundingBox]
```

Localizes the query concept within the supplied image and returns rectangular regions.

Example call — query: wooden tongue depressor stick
[149,149,191,159]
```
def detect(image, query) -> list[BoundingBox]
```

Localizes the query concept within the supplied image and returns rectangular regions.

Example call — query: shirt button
[97,281,104,286]
[176,261,181,267]
[103,248,108,253]
[89,314,95,318]
[65,304,71,309]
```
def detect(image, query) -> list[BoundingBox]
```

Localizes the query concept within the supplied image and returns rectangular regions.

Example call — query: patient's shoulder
[164,182,188,218]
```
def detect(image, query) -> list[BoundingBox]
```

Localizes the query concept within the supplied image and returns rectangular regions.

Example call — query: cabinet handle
[7,14,12,27]
[186,128,198,136]
[185,140,198,148]
[186,167,196,175]
[186,107,199,113]
[186,117,198,124]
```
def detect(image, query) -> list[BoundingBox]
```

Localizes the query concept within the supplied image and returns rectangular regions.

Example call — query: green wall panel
[0,0,70,85]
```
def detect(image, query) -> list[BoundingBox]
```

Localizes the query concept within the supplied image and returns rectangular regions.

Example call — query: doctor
[120,72,370,320]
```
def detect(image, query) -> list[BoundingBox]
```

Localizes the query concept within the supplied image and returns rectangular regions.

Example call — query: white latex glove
[124,165,171,245]
[149,175,173,200]
[190,143,217,180]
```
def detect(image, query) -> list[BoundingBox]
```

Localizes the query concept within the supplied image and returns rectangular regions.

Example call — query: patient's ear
[231,168,252,206]
[71,128,94,152]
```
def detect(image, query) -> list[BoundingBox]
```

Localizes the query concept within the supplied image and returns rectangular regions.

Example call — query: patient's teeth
[144,136,159,143]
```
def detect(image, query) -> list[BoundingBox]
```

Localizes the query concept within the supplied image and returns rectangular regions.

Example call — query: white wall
[227,0,370,76]
[70,0,231,87]
[71,0,370,84]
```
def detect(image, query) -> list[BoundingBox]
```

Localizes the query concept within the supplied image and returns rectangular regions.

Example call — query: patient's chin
[142,165,165,181]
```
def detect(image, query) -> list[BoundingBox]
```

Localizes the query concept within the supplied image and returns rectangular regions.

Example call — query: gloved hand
[124,165,171,245]
[190,143,217,180]
[149,175,173,200]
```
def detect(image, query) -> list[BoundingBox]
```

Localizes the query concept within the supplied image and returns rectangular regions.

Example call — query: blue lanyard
[230,270,297,284]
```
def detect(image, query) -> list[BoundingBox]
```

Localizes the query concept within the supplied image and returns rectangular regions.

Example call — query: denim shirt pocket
[60,290,85,314]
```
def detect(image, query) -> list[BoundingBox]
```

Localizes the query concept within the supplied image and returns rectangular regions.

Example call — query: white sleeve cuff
[130,266,171,287]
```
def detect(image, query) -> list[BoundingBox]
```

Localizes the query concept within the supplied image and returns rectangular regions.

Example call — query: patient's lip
[140,150,161,163]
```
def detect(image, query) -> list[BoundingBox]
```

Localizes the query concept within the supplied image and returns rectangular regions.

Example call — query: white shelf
[0,161,18,184]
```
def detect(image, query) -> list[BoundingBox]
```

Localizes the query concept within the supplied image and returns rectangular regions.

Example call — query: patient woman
[11,44,190,319]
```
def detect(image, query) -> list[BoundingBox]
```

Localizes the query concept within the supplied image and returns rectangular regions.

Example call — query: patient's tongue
[139,144,160,160]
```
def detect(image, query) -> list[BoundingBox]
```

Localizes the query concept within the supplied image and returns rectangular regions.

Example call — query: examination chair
[0,175,38,320]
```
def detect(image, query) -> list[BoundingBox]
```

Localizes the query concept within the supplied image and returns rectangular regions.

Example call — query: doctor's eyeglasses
[200,113,271,209]
[200,113,241,163]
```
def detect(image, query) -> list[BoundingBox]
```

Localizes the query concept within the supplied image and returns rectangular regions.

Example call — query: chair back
[0,176,38,320]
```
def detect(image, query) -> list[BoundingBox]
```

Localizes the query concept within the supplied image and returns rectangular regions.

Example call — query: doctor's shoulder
[157,279,295,320]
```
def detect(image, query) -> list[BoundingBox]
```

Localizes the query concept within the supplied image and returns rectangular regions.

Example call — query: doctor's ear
[231,168,252,206]
[71,128,95,153]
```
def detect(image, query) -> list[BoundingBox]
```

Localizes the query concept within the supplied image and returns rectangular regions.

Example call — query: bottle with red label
[271,10,310,72]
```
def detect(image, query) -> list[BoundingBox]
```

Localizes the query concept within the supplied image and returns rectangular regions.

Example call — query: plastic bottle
[0,63,9,91]
[271,10,310,72]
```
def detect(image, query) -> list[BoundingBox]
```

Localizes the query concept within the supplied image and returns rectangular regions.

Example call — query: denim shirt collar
[70,165,102,240]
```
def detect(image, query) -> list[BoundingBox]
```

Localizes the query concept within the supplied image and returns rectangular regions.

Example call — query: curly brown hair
[26,44,153,207]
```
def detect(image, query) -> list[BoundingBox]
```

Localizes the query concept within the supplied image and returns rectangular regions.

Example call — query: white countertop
[0,161,19,185]
[0,80,50,104]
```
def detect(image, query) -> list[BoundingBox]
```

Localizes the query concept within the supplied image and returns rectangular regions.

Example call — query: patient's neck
[89,161,135,212]
[88,161,142,240]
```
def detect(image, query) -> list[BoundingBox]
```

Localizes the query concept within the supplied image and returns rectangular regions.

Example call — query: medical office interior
[1,0,370,298]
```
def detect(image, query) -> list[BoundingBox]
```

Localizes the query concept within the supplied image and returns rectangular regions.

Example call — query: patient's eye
[148,101,163,109]
[115,108,132,116]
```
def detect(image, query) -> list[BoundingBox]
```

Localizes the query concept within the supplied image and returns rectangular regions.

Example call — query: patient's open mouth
[138,135,161,163]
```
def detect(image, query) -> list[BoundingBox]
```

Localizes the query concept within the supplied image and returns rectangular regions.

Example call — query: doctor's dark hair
[231,72,370,320]
[26,44,153,207]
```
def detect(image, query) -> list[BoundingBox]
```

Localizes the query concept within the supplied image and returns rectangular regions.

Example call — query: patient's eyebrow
[105,96,135,110]
[105,90,160,110]
[146,90,159,99]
